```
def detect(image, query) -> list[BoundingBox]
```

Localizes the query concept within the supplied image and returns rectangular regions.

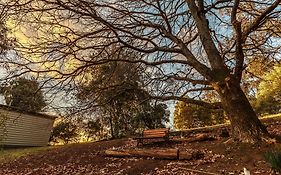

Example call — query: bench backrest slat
[144,134,166,136]
[143,128,168,133]
[143,128,169,138]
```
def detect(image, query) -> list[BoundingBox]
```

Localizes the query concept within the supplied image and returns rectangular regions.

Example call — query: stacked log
[104,148,203,160]
[105,149,178,159]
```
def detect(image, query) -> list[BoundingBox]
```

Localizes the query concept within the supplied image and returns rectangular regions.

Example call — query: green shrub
[264,150,281,171]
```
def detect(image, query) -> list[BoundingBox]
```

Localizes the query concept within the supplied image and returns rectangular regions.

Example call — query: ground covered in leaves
[1,121,281,175]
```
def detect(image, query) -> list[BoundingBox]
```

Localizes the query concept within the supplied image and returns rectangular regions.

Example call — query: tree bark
[104,149,179,159]
[212,76,269,143]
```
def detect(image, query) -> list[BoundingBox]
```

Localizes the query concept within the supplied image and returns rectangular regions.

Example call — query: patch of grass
[0,146,53,163]
[263,150,281,171]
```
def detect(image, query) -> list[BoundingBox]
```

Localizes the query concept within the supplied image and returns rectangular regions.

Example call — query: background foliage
[1,78,46,112]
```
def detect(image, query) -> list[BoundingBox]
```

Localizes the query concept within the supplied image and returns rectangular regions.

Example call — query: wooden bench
[134,128,170,146]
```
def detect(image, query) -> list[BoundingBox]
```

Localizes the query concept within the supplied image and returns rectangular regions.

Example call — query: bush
[263,150,281,171]
[50,121,78,144]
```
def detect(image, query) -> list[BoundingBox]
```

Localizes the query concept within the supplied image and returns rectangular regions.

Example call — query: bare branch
[243,0,281,40]
[151,95,221,109]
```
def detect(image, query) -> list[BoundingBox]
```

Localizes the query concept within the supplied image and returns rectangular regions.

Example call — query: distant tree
[1,78,46,112]
[174,101,194,129]
[174,101,225,130]
[242,57,275,98]
[133,103,170,131]
[77,62,146,138]
[50,120,78,144]
[77,63,171,137]
[255,64,281,115]
[83,119,102,141]
[76,48,152,138]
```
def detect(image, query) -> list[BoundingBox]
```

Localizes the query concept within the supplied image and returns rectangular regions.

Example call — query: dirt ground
[1,122,281,175]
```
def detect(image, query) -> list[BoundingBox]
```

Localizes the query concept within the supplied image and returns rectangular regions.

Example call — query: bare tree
[1,0,281,142]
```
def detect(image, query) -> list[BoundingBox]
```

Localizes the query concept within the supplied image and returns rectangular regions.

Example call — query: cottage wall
[0,109,55,146]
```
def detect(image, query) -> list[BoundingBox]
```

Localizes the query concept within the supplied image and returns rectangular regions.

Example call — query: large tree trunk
[213,76,269,143]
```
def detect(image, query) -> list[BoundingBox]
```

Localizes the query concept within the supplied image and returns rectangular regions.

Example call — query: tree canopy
[76,55,169,138]
[254,64,281,115]
[174,101,225,129]
[1,78,46,112]
[50,120,78,144]
[1,0,281,142]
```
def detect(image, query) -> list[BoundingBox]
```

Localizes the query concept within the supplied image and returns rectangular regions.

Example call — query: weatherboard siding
[0,109,55,146]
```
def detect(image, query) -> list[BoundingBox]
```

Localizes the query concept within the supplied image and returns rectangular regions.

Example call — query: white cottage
[0,104,56,147]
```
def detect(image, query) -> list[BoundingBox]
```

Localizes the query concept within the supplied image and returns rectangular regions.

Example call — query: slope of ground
[1,120,281,175]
